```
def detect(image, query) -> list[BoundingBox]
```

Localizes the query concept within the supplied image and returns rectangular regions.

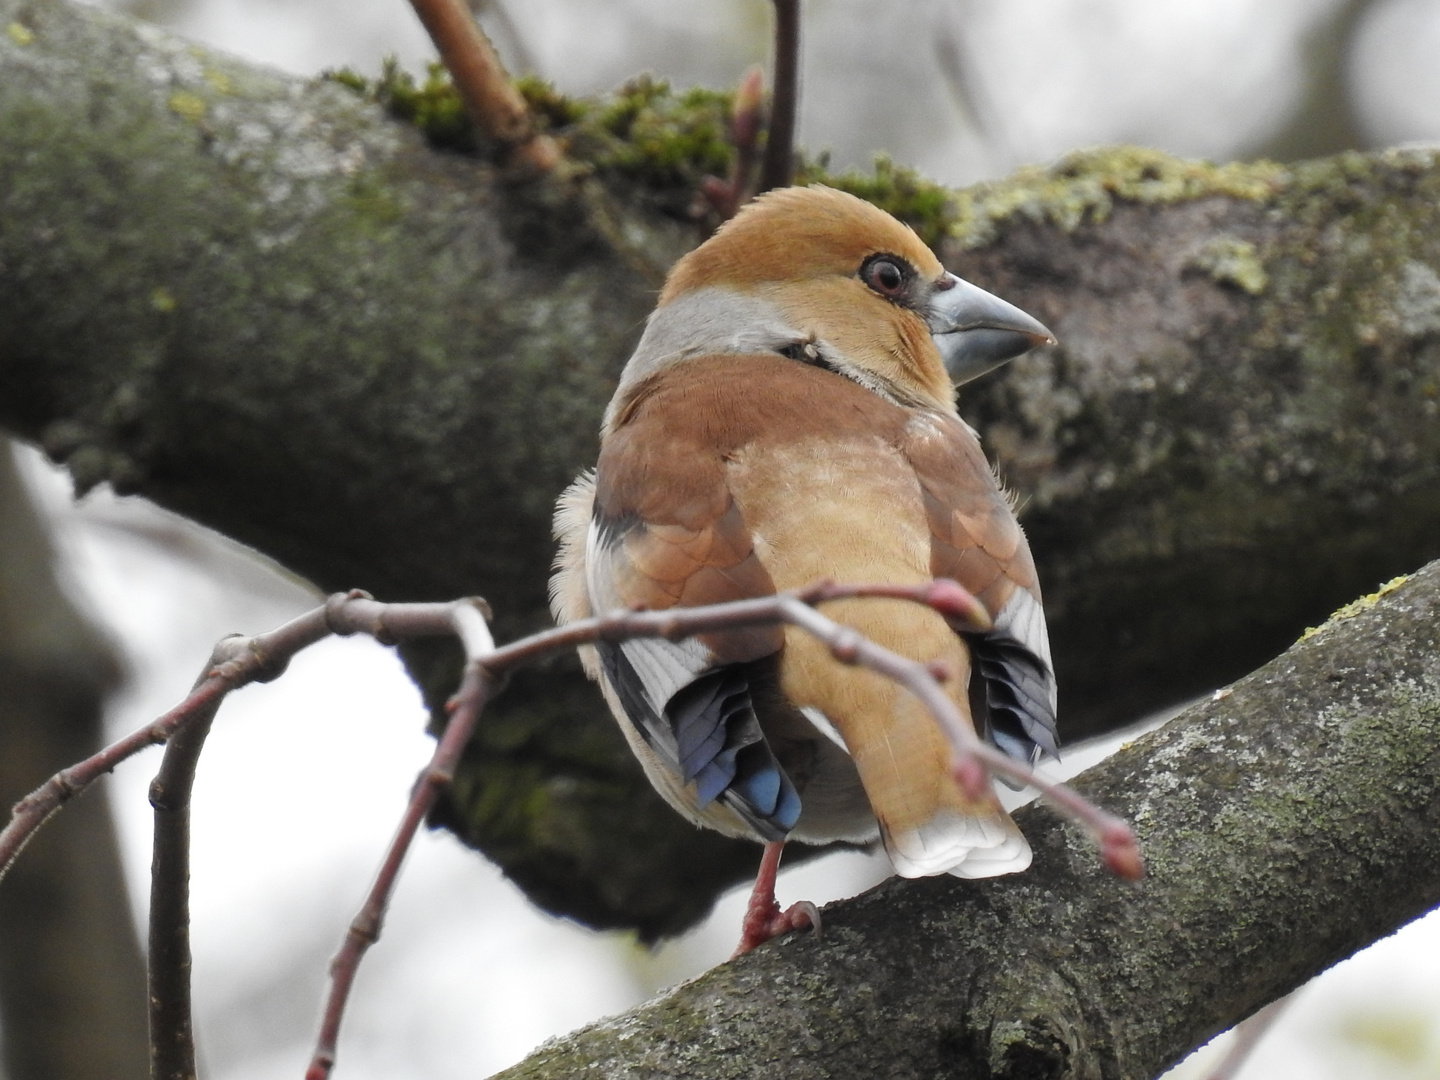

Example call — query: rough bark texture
[496,562,1440,1079]
[2,0,1440,937]
[0,443,148,1080]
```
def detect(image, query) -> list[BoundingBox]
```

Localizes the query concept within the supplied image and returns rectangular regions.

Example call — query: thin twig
[405,0,561,173]
[777,594,1144,878]
[0,582,1140,1080]
[700,66,766,220]
[1206,993,1296,1080]
[306,601,495,1080]
[0,607,331,885]
[301,579,1136,1075]
[465,0,536,78]
[758,0,800,192]
[148,647,234,1080]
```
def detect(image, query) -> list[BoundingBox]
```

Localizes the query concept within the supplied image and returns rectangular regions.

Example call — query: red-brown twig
[405,0,561,173]
[0,594,485,886]
[0,580,1140,1080]
[0,607,325,886]
[757,0,800,192]
[700,66,766,220]
[306,601,495,1080]
[0,592,495,1080]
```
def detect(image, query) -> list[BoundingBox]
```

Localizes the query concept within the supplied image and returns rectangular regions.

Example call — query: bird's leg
[732,840,821,957]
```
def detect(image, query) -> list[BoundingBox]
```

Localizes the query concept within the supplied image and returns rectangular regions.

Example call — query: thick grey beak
[927,273,1056,385]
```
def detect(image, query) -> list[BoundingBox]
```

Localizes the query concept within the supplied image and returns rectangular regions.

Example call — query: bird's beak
[926,273,1056,385]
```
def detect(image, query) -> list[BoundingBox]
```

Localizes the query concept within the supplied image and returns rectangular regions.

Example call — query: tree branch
[758,0,800,192]
[146,666,223,1080]
[405,0,560,172]
[0,441,147,1080]
[3,0,1440,935]
[494,560,1440,1078]
[307,601,498,1080]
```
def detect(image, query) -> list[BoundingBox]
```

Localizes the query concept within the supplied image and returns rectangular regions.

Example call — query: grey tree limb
[495,561,1440,1079]
[0,441,147,1080]
[2,0,1440,936]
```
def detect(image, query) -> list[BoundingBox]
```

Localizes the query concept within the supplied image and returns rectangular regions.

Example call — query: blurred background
[6,0,1440,1076]
[91,0,1440,180]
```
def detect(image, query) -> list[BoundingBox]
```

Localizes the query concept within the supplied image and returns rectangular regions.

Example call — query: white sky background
[16,0,1440,1075]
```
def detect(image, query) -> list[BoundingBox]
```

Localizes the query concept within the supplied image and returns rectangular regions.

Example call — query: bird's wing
[585,378,800,840]
[901,411,1059,763]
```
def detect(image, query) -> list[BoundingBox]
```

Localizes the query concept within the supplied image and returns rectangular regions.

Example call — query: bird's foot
[732,898,820,957]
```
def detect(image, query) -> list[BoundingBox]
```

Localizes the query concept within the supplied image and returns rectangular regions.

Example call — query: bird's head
[617,186,1054,418]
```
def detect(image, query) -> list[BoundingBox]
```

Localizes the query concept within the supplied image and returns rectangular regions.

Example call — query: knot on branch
[960,963,1096,1080]
[209,632,288,684]
[325,589,378,639]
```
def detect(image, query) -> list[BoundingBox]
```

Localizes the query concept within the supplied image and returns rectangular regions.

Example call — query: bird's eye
[862,255,909,299]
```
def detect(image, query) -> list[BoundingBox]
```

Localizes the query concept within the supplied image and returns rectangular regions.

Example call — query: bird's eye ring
[861,255,909,299]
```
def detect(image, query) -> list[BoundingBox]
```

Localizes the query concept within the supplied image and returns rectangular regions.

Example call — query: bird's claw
[732,899,820,957]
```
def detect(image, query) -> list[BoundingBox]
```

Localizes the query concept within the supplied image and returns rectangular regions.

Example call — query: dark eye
[862,255,908,298]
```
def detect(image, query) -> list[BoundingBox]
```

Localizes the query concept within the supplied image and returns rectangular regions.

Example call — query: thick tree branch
[2,0,1440,935]
[0,442,147,1080]
[496,561,1440,1079]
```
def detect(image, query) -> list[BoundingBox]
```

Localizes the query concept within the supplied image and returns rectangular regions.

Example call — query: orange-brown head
[614,187,1053,423]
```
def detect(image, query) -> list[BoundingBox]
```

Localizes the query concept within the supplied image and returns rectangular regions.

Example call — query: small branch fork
[0,581,1141,1080]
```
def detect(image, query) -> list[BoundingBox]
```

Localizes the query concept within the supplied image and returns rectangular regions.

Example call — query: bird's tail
[780,598,1033,879]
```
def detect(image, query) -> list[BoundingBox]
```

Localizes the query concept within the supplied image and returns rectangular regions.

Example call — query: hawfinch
[551,186,1058,952]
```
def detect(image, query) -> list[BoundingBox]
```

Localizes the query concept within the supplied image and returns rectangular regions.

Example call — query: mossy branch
[495,561,1440,1078]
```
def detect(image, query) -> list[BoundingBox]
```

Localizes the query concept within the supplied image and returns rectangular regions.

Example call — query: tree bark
[2,0,1439,936]
[494,560,1440,1079]
[0,442,148,1080]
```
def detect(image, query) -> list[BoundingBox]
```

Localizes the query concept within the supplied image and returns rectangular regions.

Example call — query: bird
[550,186,1058,955]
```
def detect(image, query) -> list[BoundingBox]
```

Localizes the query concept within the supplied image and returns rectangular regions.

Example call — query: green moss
[1189,235,1270,294]
[514,74,588,130]
[323,63,734,188]
[323,59,477,151]
[950,146,1289,248]
[321,66,368,95]
[321,63,1304,252]
[805,154,957,248]
[168,90,207,123]
[566,76,734,187]
[1299,575,1410,642]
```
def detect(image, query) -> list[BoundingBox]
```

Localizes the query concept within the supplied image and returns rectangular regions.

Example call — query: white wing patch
[583,515,715,761]
[617,636,713,735]
[994,587,1057,714]
[799,706,850,752]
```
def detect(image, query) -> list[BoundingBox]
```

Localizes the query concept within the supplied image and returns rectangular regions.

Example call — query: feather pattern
[549,186,1059,889]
